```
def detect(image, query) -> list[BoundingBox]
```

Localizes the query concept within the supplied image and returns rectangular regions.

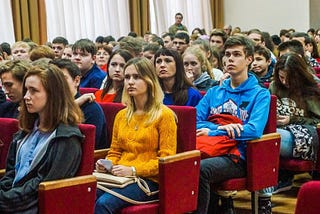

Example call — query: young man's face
[163,36,173,48]
[248,33,265,46]
[52,43,65,59]
[251,53,271,77]
[1,72,23,102]
[173,38,188,54]
[224,45,252,76]
[175,15,183,25]
[210,35,224,49]
[71,49,95,75]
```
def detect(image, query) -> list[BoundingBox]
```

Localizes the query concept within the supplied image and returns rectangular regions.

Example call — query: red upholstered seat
[96,103,200,214]
[295,181,320,214]
[79,87,99,94]
[212,95,281,212]
[38,124,97,214]
[0,118,19,169]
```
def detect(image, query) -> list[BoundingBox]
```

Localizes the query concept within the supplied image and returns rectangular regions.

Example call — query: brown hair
[19,63,83,132]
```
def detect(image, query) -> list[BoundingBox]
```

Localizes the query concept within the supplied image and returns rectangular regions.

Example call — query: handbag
[93,171,159,205]
[93,172,136,188]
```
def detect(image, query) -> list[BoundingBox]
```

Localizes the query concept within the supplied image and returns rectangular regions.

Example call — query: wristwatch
[131,166,136,176]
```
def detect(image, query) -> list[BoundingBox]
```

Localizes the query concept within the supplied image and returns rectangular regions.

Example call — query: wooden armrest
[248,133,281,143]
[39,175,96,190]
[94,148,109,163]
[159,150,200,164]
[0,169,5,178]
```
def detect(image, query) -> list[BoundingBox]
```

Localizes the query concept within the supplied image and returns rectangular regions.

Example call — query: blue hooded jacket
[196,73,271,159]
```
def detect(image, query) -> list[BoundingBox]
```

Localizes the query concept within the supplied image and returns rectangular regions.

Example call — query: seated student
[95,57,177,213]
[51,36,69,59]
[172,32,190,55]
[251,45,273,83]
[11,41,31,61]
[0,60,31,118]
[51,59,108,149]
[0,63,83,213]
[95,49,134,103]
[95,44,112,72]
[269,53,320,193]
[71,38,106,88]
[182,46,218,91]
[194,35,271,213]
[154,48,202,106]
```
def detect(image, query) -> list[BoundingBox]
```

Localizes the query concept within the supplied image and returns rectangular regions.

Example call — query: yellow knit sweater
[107,104,177,183]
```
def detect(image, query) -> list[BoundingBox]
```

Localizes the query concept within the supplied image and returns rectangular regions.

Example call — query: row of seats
[0,95,319,213]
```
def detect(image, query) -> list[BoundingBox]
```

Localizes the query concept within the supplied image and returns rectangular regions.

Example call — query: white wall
[224,0,310,36]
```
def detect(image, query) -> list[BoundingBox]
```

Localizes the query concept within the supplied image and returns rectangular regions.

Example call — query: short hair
[143,43,161,54]
[277,39,304,57]
[29,45,55,61]
[119,36,144,56]
[150,36,164,47]
[128,31,138,37]
[104,35,116,44]
[174,32,190,44]
[175,12,183,18]
[95,36,105,43]
[254,45,271,60]
[72,38,97,56]
[247,29,265,43]
[0,60,31,82]
[12,41,31,52]
[224,35,255,58]
[161,33,174,40]
[279,29,289,37]
[50,58,81,79]
[290,32,311,45]
[19,63,83,132]
[210,29,228,43]
[1,42,11,55]
[271,35,281,46]
[52,36,69,46]
[96,44,113,56]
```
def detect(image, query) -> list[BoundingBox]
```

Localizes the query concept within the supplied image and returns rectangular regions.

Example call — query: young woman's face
[183,53,202,81]
[124,65,147,98]
[23,75,48,117]
[155,55,176,80]
[108,54,126,82]
[279,69,289,88]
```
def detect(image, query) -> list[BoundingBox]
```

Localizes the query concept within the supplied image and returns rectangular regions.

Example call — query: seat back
[295,181,320,214]
[77,124,96,176]
[263,94,277,134]
[97,102,125,148]
[168,105,196,152]
[0,118,19,169]
[79,87,99,95]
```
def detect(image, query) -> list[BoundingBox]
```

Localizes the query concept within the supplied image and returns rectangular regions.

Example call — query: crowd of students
[1,14,320,213]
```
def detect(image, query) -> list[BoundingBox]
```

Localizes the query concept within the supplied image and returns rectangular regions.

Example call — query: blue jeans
[94,179,158,214]
[194,155,246,214]
[277,128,294,158]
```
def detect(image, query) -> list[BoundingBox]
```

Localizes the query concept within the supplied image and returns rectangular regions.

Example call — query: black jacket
[0,123,83,213]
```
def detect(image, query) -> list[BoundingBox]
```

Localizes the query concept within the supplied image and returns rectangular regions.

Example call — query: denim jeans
[277,128,294,158]
[194,155,246,214]
[94,179,158,214]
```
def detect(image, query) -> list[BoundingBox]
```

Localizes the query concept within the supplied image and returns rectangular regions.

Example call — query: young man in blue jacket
[195,35,271,214]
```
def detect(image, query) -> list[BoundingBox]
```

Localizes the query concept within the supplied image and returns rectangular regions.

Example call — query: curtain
[149,0,215,36]
[129,0,149,36]
[45,0,130,44]
[210,0,224,29]
[0,0,15,44]
[11,0,47,44]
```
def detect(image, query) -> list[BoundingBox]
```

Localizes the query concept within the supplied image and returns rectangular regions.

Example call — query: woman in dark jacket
[0,63,83,213]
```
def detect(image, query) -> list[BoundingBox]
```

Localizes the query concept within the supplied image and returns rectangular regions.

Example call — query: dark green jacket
[0,123,83,213]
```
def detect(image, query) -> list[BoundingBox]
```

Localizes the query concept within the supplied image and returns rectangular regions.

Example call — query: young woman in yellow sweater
[95,57,177,213]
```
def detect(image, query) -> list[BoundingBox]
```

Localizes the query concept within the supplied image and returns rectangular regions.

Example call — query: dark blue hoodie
[196,73,271,159]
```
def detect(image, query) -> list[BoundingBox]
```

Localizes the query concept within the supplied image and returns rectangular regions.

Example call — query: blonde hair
[122,57,165,126]
[183,46,214,79]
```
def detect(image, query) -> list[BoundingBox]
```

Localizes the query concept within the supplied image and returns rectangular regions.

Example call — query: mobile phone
[99,159,113,171]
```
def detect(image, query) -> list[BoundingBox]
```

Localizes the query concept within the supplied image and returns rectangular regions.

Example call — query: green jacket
[0,123,83,213]
[269,82,320,126]
[168,23,188,35]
